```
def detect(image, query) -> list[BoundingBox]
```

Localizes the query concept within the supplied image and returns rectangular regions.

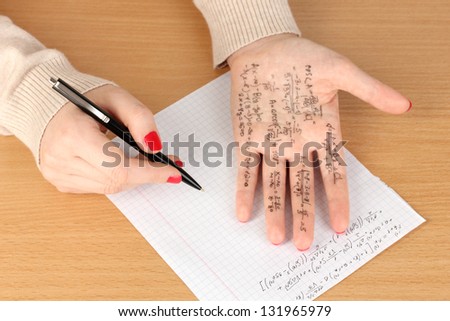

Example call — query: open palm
[228,35,410,250]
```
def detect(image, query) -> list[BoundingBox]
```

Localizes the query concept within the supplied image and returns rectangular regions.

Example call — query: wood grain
[0,0,448,300]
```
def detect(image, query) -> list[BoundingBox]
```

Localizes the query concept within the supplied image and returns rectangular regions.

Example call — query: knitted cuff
[0,54,114,164]
[194,0,301,68]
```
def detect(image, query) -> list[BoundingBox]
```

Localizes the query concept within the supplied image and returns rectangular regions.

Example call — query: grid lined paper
[107,73,425,300]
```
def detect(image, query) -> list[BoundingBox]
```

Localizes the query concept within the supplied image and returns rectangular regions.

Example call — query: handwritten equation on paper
[258,210,404,300]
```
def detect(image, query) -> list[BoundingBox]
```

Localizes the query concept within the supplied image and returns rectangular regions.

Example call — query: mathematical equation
[257,210,404,300]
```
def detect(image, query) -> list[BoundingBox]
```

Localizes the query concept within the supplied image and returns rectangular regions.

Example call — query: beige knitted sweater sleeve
[0,16,113,163]
[0,1,299,163]
[194,0,300,67]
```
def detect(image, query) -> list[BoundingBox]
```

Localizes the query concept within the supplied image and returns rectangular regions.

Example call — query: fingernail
[175,160,184,167]
[144,131,162,151]
[298,246,310,252]
[167,175,182,184]
[407,100,413,112]
[337,230,346,235]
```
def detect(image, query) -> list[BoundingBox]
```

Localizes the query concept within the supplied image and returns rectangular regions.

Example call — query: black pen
[50,77,203,191]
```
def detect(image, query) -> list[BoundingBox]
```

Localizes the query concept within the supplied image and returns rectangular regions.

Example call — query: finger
[65,153,183,185]
[289,158,315,251]
[89,86,163,153]
[137,153,184,167]
[235,149,260,222]
[45,114,184,188]
[48,153,183,194]
[336,58,411,114]
[316,123,350,233]
[262,148,287,245]
[50,156,109,184]
[171,155,184,167]
[52,174,116,194]
[78,128,181,189]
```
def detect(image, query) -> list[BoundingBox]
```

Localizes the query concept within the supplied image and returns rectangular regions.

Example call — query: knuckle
[103,184,123,195]
[159,166,179,183]
[104,166,128,194]
[130,104,152,121]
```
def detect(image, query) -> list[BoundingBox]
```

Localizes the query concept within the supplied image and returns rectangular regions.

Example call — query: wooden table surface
[0,0,448,300]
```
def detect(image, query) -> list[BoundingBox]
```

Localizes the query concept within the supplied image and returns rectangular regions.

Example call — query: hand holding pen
[40,83,201,194]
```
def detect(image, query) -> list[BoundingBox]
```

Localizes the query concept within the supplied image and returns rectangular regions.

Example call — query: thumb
[91,86,163,153]
[336,59,412,114]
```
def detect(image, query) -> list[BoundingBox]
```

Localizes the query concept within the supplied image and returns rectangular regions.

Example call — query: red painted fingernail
[407,100,413,112]
[175,160,184,167]
[167,175,182,184]
[144,131,162,151]
[298,246,310,252]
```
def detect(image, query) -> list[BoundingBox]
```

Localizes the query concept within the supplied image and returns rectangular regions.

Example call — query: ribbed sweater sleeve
[0,16,113,163]
[193,0,301,68]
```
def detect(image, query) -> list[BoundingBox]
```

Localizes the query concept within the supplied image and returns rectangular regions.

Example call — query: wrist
[228,34,298,68]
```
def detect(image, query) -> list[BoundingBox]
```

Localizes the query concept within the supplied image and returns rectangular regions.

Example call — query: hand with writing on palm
[228,35,410,250]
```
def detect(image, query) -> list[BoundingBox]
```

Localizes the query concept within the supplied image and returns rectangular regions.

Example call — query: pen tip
[200,188,205,192]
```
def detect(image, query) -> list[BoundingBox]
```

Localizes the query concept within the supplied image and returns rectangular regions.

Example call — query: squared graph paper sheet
[107,73,425,300]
